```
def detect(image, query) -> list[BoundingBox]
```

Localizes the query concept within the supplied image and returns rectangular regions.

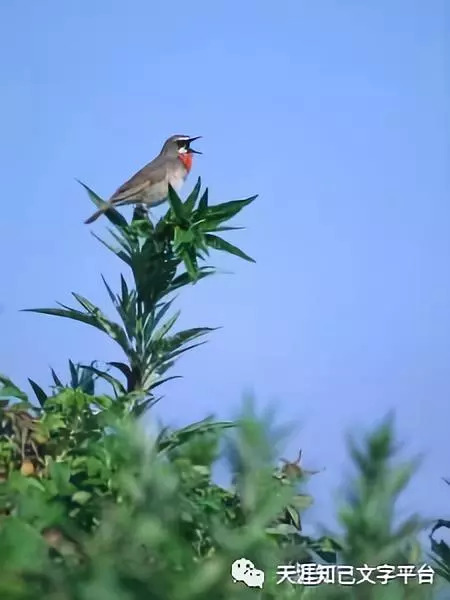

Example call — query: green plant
[25,180,255,413]
[0,181,328,599]
[429,480,450,584]
[0,180,446,599]
[319,417,435,599]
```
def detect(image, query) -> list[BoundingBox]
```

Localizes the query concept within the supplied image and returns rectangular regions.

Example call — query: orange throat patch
[178,153,193,172]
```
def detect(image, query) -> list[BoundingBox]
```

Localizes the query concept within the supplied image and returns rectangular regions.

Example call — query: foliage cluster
[0,181,448,599]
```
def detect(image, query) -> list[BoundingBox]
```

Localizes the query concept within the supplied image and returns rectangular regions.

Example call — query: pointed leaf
[120,275,129,303]
[148,298,178,333]
[68,360,79,387]
[91,233,132,265]
[79,365,126,396]
[169,268,215,293]
[205,234,255,262]
[285,505,301,529]
[162,327,214,352]
[201,195,256,222]
[25,307,98,327]
[163,341,208,363]
[167,184,186,222]
[148,375,182,391]
[206,226,245,232]
[25,307,130,354]
[72,293,101,313]
[50,369,63,388]
[184,177,201,213]
[108,361,132,379]
[71,294,131,351]
[132,398,155,418]
[198,188,209,212]
[28,379,47,407]
[107,229,134,255]
[152,311,181,341]
[101,275,118,307]
[77,364,96,395]
[157,419,234,452]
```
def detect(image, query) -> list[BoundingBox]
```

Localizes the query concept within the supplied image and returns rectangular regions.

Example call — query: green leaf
[167,184,186,222]
[72,490,92,505]
[266,523,299,536]
[79,365,126,397]
[50,368,63,387]
[48,461,72,494]
[25,307,99,328]
[91,233,132,266]
[152,311,181,341]
[198,188,209,212]
[205,226,245,233]
[0,518,48,569]
[132,204,150,222]
[68,360,79,388]
[0,374,27,401]
[132,398,156,418]
[76,363,96,395]
[101,275,118,307]
[77,179,128,229]
[181,249,198,281]
[162,327,214,352]
[28,378,47,407]
[174,227,195,246]
[148,375,182,391]
[26,305,131,355]
[163,341,208,363]
[201,195,256,222]
[120,275,129,303]
[184,177,201,213]
[169,268,215,293]
[107,229,134,256]
[291,493,314,511]
[148,298,177,333]
[157,418,234,452]
[204,234,255,263]
[285,505,301,529]
[108,361,132,380]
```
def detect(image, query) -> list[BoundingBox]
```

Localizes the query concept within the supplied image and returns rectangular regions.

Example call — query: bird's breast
[168,163,188,190]
[177,153,193,172]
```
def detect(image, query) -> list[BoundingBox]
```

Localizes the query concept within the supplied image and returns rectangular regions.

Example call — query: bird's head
[161,134,202,172]
[161,134,202,156]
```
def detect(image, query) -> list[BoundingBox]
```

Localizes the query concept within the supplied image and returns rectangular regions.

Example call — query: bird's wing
[109,154,171,203]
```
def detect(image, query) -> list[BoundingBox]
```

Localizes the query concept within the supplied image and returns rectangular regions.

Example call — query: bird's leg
[132,203,149,222]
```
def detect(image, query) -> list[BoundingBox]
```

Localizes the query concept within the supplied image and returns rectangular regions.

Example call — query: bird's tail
[84,205,109,224]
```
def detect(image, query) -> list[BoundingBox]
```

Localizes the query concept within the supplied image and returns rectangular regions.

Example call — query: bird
[84,134,202,224]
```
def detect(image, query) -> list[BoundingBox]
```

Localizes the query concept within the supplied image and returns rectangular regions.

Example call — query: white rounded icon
[231,558,265,589]
[244,567,265,588]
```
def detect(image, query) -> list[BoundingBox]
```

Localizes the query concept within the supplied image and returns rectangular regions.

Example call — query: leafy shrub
[0,181,446,599]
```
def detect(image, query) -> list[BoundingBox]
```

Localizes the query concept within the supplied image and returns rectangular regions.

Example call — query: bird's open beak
[188,136,202,154]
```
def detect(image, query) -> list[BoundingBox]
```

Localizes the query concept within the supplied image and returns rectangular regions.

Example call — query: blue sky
[1,1,449,532]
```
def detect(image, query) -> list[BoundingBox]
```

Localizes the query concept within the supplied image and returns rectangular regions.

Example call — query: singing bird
[84,134,202,224]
